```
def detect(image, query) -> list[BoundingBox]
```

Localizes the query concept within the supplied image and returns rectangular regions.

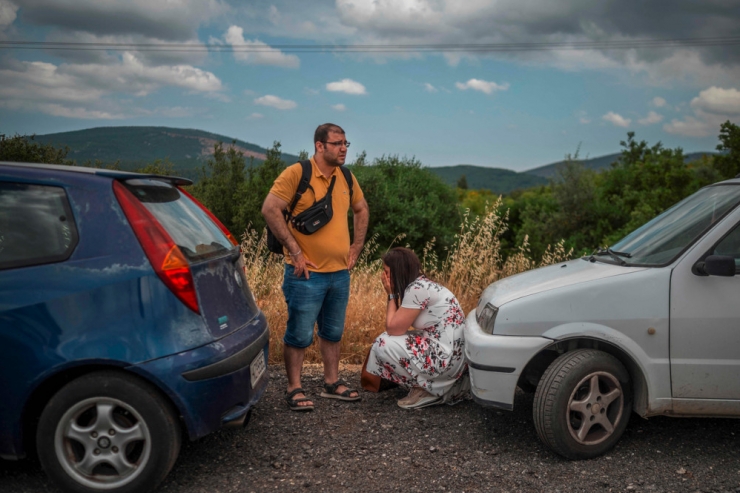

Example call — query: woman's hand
[381,270,392,295]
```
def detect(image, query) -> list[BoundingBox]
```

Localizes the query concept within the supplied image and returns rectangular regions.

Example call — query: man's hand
[291,252,317,279]
[349,198,369,271]
[348,243,363,271]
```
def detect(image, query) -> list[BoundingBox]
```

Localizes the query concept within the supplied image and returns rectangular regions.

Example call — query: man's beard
[327,155,345,167]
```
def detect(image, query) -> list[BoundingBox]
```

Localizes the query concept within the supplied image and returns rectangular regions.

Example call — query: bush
[0,134,73,165]
[351,155,461,257]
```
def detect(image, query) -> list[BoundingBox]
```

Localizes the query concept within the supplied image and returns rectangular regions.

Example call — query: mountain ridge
[32,126,715,194]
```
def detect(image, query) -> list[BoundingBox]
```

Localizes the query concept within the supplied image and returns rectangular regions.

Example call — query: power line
[1,36,739,53]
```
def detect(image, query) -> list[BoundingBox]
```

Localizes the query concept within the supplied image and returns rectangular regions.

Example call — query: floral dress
[366,275,469,404]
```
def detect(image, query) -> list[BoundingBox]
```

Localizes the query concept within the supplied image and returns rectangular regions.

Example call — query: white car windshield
[610,184,740,266]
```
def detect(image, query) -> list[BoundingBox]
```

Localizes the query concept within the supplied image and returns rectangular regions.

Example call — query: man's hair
[314,123,345,149]
[382,247,423,308]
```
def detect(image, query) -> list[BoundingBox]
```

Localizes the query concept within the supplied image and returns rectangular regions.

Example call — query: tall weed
[241,202,572,365]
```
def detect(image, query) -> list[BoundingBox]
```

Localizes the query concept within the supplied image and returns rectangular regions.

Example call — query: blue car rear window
[122,179,233,262]
[0,182,78,270]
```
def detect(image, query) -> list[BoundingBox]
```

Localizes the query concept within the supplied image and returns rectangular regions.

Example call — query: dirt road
[2,365,740,493]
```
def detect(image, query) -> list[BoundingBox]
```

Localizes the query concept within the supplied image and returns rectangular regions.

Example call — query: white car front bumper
[464,309,553,410]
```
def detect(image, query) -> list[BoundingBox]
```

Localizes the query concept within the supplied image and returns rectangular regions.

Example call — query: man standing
[262,123,369,411]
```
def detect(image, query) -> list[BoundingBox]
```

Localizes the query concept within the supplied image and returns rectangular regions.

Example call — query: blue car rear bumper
[128,312,270,440]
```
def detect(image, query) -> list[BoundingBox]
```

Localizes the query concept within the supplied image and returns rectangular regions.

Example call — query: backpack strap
[284,160,354,220]
[339,165,354,201]
[285,160,313,219]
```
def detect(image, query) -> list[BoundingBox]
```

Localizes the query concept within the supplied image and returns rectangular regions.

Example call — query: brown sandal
[285,388,314,411]
[320,379,361,401]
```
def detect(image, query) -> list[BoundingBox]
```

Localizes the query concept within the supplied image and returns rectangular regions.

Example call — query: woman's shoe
[397,387,442,409]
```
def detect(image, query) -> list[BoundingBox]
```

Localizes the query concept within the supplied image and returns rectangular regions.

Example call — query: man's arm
[261,193,316,279]
[348,198,369,270]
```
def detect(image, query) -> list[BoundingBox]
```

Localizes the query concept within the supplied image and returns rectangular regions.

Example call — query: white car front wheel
[533,349,632,459]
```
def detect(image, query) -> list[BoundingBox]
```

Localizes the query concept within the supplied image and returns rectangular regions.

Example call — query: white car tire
[533,349,632,460]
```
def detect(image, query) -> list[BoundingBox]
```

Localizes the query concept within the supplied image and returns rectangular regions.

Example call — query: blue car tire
[36,371,181,493]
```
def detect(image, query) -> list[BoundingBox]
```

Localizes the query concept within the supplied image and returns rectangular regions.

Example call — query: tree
[599,132,700,243]
[714,120,740,179]
[0,134,73,165]
[233,141,287,236]
[189,142,246,237]
[350,155,461,257]
[457,174,468,190]
[133,158,175,175]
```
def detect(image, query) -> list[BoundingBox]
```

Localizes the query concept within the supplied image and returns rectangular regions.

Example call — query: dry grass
[241,198,572,365]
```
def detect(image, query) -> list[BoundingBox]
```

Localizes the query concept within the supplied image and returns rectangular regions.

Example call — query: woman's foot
[397,387,442,409]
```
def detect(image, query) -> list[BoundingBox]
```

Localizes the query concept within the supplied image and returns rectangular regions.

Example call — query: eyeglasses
[324,140,350,148]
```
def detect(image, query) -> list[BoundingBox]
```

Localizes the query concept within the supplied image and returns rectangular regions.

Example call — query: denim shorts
[282,265,350,348]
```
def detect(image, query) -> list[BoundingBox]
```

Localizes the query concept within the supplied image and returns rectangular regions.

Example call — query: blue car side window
[0,182,79,270]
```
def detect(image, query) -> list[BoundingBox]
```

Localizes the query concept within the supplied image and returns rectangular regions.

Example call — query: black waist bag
[266,160,353,254]
[290,175,335,235]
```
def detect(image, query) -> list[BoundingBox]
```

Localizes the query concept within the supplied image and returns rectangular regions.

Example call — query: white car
[465,178,740,459]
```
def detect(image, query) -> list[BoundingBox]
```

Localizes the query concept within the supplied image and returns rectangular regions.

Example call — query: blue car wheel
[36,371,181,493]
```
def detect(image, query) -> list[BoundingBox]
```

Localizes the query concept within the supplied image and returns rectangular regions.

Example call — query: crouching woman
[366,247,469,409]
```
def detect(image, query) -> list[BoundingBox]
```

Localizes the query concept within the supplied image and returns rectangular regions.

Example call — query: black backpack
[266,160,354,254]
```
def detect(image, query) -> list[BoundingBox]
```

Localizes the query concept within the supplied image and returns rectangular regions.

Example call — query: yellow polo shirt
[269,158,364,273]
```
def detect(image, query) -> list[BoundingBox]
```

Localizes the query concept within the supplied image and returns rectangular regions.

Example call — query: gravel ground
[3,364,740,493]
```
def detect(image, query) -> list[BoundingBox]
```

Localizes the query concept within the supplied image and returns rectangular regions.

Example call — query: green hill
[525,151,715,178]
[34,126,300,180]
[429,165,548,194]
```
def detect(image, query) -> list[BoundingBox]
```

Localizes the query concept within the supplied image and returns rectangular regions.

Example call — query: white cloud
[254,94,297,110]
[690,86,740,116]
[664,86,740,137]
[268,5,281,25]
[577,111,591,124]
[664,116,714,138]
[13,0,227,41]
[638,111,663,125]
[248,112,264,119]
[651,97,667,108]
[602,112,631,128]
[424,83,438,93]
[0,54,223,119]
[224,26,300,69]
[0,0,18,28]
[455,78,509,95]
[37,103,125,120]
[64,52,222,95]
[326,78,367,95]
[331,104,346,111]
[330,0,740,87]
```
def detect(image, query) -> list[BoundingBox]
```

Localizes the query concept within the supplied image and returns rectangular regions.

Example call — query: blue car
[0,162,269,493]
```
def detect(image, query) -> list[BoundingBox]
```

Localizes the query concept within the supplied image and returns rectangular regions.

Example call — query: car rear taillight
[177,187,239,246]
[113,181,200,314]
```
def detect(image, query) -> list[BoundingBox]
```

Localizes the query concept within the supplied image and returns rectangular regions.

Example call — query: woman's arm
[381,269,421,336]
[385,301,421,336]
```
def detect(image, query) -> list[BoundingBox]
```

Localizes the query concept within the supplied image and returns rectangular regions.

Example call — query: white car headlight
[476,302,499,334]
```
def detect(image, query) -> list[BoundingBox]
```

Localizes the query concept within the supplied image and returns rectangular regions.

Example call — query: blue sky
[1,0,739,171]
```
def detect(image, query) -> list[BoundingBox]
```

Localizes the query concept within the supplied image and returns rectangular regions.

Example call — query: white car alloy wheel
[566,371,624,445]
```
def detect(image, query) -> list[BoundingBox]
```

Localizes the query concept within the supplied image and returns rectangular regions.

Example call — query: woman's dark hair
[382,247,422,308]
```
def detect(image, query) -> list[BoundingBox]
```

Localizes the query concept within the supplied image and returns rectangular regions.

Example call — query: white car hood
[479,258,649,308]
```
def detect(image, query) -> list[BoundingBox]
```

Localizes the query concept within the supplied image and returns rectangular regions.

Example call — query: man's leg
[282,266,327,408]
[284,344,311,407]
[317,270,358,398]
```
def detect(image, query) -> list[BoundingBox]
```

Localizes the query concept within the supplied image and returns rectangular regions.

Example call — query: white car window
[712,222,740,271]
